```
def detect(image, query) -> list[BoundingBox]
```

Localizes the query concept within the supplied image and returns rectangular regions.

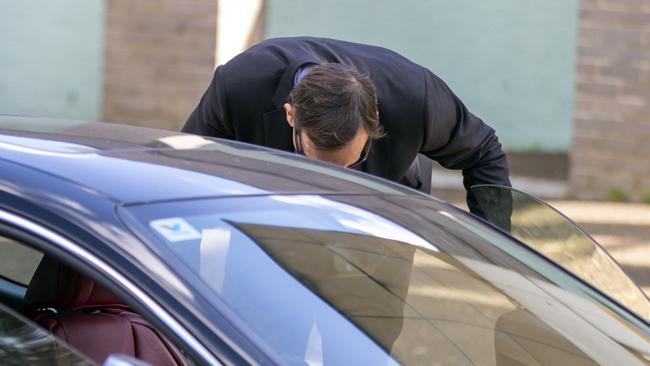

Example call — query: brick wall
[102,0,217,130]
[571,0,650,201]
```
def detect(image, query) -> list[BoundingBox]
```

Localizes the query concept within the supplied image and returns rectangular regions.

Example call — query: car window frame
[0,207,224,366]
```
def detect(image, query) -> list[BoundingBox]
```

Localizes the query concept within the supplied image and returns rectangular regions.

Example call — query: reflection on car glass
[233,222,604,366]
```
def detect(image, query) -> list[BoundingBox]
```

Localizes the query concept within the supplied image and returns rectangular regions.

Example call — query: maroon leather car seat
[24,255,188,365]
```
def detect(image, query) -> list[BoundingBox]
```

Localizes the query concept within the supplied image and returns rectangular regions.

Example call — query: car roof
[0,116,415,203]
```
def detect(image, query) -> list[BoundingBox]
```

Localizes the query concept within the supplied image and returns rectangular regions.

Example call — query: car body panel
[0,116,414,204]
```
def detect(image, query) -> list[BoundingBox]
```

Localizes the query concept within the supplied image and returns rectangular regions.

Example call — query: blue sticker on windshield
[150,217,202,242]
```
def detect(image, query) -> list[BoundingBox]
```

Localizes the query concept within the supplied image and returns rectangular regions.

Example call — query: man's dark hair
[288,63,384,150]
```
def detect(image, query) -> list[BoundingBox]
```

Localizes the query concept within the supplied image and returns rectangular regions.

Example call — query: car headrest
[24,255,124,310]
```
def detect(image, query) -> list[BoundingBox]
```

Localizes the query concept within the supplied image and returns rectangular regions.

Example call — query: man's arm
[420,69,511,216]
[182,66,234,138]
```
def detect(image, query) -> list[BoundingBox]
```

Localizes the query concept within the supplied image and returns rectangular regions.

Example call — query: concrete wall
[265,0,580,152]
[0,1,105,120]
[570,0,650,201]
[102,0,217,130]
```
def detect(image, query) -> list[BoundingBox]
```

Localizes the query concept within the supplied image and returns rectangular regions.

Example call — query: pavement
[430,166,650,296]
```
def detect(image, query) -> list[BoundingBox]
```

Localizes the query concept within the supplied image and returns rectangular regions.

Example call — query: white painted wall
[217,0,265,66]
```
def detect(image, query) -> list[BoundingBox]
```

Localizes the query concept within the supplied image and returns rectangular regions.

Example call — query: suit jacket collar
[271,56,321,109]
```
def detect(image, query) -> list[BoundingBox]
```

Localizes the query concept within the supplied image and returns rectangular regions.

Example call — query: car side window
[0,300,94,365]
[0,235,43,285]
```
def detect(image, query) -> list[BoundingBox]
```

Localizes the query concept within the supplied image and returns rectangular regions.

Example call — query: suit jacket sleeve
[420,68,511,216]
[181,66,235,138]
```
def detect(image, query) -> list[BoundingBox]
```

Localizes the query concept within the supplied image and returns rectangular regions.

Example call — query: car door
[472,184,650,321]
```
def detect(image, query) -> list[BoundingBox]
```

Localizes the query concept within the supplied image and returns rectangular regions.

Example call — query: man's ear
[284,103,295,127]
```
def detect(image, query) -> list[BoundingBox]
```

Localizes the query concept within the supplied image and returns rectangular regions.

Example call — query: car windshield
[120,194,650,366]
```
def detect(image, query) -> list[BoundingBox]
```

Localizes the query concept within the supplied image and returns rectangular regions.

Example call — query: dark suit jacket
[182,36,510,215]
